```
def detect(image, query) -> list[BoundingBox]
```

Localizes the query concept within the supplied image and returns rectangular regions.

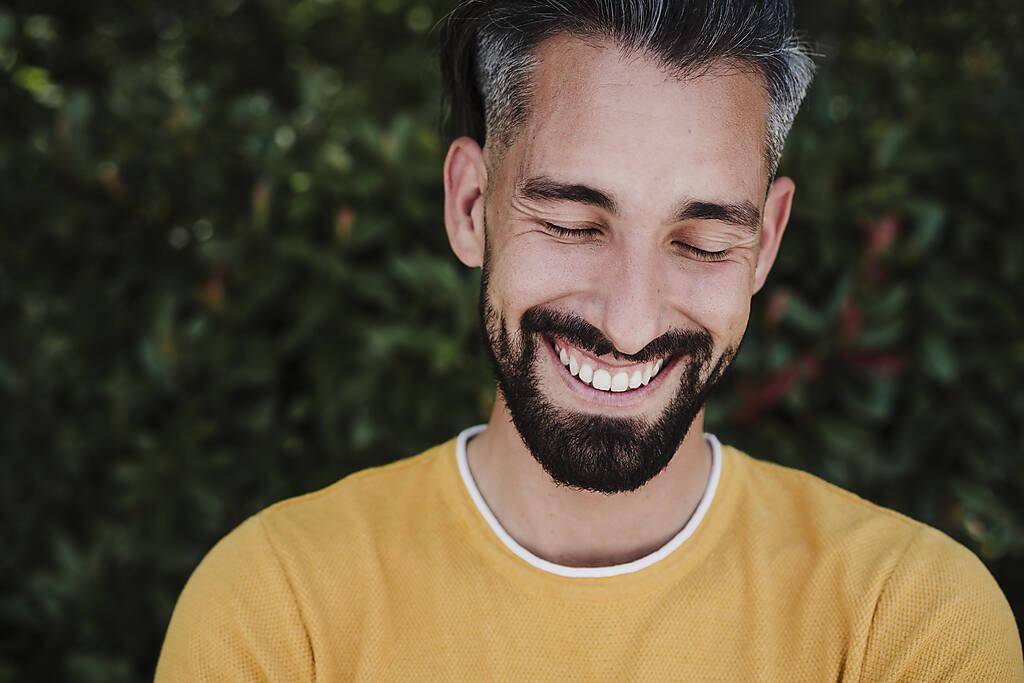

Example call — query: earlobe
[443,137,488,268]
[753,176,795,294]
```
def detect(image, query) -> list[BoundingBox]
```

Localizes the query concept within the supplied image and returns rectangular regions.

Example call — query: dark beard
[478,248,736,494]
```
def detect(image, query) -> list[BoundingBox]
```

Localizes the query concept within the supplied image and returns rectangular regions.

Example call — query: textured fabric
[155,433,1023,681]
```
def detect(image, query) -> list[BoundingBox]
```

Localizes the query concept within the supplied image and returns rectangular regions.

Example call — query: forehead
[502,35,770,204]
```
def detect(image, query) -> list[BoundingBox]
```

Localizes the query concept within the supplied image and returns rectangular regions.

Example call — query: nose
[595,246,666,357]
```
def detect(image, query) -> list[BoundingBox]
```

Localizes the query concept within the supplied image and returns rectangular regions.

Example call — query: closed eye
[543,222,602,239]
[674,242,729,262]
[544,222,729,262]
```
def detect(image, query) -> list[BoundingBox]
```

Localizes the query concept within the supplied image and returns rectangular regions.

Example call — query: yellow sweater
[155,427,1023,681]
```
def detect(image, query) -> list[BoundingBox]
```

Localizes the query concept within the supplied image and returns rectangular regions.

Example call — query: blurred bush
[0,0,1020,679]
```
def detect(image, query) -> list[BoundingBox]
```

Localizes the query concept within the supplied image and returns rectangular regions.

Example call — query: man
[156,1,1023,680]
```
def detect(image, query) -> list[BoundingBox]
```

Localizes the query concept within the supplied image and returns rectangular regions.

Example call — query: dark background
[1,0,1021,679]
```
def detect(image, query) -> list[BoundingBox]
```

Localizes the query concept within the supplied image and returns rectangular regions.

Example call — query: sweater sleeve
[154,514,315,682]
[859,524,1023,682]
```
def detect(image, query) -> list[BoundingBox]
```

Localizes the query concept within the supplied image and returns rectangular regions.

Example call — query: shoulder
[256,439,451,551]
[187,435,451,584]
[859,523,1023,680]
[725,445,925,546]
[888,521,1016,631]
[156,439,454,681]
[722,445,1023,680]
[155,514,316,681]
[199,438,455,586]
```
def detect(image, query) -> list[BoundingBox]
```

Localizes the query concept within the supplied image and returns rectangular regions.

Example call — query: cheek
[489,236,588,312]
[665,264,752,343]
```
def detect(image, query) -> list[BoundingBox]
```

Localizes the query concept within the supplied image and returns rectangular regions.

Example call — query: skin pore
[443,35,795,567]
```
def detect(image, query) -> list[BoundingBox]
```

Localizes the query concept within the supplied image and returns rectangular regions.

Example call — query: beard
[478,246,737,494]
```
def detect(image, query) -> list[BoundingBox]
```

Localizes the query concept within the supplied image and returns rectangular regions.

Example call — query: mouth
[542,335,677,407]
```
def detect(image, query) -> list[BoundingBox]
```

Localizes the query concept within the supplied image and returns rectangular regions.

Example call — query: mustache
[520,306,713,364]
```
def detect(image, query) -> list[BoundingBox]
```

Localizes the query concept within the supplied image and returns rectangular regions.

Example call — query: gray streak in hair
[440,0,817,179]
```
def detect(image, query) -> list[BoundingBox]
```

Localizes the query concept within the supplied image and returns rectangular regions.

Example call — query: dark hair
[439,0,816,177]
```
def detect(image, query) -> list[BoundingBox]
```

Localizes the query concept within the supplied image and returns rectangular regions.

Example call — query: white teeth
[591,369,612,391]
[578,363,594,384]
[556,341,670,394]
[610,372,629,392]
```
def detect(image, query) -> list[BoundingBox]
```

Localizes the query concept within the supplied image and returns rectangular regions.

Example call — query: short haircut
[439,0,816,179]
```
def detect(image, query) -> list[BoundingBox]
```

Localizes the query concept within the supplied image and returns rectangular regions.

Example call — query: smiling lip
[542,336,677,409]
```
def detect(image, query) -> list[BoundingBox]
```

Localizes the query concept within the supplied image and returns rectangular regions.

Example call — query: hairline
[481,35,777,182]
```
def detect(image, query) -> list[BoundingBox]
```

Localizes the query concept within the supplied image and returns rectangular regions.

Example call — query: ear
[443,136,488,268]
[753,176,795,294]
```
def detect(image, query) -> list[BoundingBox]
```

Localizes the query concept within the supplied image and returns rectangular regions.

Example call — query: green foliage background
[1,0,1021,679]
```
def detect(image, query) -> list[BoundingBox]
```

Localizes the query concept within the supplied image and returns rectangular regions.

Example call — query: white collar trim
[455,424,723,578]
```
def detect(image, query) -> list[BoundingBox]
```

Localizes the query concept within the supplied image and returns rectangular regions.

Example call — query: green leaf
[921,335,958,383]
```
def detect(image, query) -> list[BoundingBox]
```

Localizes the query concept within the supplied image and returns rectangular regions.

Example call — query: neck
[465,394,713,568]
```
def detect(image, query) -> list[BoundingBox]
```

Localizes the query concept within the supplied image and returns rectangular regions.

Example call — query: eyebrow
[516,175,762,234]
[517,176,617,213]
[674,199,762,234]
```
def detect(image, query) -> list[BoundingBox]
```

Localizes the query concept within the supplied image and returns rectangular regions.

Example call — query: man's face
[459,37,790,493]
